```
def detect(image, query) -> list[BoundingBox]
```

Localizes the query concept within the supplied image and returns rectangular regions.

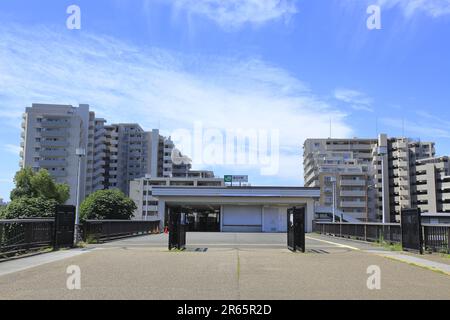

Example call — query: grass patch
[383,256,450,276]
[375,238,403,252]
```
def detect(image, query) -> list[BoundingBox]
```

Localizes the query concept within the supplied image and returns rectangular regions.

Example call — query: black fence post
[448,228,450,254]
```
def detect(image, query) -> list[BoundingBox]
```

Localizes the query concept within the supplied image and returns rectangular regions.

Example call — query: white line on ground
[305,236,361,251]
[0,248,95,277]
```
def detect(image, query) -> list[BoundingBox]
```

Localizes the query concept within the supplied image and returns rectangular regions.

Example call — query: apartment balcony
[440,192,450,201]
[417,194,429,201]
[392,160,408,168]
[163,162,172,168]
[398,180,409,187]
[94,152,106,161]
[327,144,373,151]
[399,189,410,197]
[40,140,69,148]
[440,182,450,190]
[143,205,158,212]
[393,151,408,159]
[40,149,68,157]
[394,141,408,149]
[340,201,366,208]
[51,171,67,178]
[41,130,69,138]
[39,160,68,167]
[340,179,366,186]
[41,119,67,128]
[340,190,366,197]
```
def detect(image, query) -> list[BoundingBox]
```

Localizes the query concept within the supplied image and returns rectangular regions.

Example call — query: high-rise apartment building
[304,134,437,222]
[20,104,91,206]
[20,104,198,205]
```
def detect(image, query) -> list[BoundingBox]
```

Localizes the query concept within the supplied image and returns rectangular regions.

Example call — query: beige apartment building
[304,134,437,222]
[20,103,194,205]
[412,156,450,213]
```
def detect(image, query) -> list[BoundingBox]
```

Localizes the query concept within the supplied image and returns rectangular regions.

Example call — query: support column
[158,200,166,232]
[306,199,314,233]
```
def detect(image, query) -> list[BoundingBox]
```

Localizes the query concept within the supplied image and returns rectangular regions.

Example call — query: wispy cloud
[0,23,353,184]
[168,0,298,29]
[378,0,450,18]
[2,144,21,155]
[334,89,374,112]
[382,117,450,139]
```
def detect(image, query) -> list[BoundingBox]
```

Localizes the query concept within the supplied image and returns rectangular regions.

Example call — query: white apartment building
[20,104,91,206]
[304,134,436,222]
[20,104,196,206]
[129,176,224,221]
[412,156,450,213]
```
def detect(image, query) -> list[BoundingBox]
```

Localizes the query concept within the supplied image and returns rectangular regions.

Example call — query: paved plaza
[0,233,449,300]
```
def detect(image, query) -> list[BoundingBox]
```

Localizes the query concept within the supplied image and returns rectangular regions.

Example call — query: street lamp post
[74,147,86,245]
[366,183,376,222]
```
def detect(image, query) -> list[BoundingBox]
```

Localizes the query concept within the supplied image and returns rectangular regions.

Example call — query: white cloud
[169,0,298,29]
[0,23,353,185]
[3,144,21,155]
[378,0,450,18]
[334,89,374,112]
[382,117,450,139]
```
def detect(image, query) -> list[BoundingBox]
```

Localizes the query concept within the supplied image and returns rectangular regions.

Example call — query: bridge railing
[313,221,402,243]
[0,219,54,259]
[83,220,160,243]
[423,224,450,253]
[313,221,450,253]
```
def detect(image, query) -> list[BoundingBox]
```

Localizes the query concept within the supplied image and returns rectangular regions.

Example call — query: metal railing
[313,221,450,253]
[83,220,160,242]
[0,219,54,259]
[423,224,450,253]
[313,221,402,243]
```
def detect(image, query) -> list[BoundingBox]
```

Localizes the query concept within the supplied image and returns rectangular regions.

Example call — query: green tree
[2,168,70,219]
[10,168,70,203]
[10,167,35,200]
[1,197,58,219]
[80,189,136,221]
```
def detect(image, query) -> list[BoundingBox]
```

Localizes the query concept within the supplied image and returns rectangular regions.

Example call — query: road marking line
[305,236,361,251]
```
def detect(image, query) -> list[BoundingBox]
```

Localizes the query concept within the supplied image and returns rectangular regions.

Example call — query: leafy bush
[80,189,136,221]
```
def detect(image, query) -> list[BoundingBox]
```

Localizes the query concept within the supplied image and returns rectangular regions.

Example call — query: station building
[151,186,320,233]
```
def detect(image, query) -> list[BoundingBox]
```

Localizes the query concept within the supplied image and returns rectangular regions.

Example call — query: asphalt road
[0,233,449,300]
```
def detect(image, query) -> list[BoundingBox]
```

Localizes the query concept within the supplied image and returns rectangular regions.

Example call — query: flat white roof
[152,186,320,198]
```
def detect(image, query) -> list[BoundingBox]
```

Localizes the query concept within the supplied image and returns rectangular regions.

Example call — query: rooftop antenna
[402,117,405,138]
[375,116,379,137]
[329,117,332,139]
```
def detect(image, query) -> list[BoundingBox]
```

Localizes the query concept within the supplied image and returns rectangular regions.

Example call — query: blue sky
[1,0,450,200]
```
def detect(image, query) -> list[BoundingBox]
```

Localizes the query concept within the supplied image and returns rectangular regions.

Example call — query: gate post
[168,211,186,251]
[287,207,305,253]
[401,208,423,254]
[54,205,76,249]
